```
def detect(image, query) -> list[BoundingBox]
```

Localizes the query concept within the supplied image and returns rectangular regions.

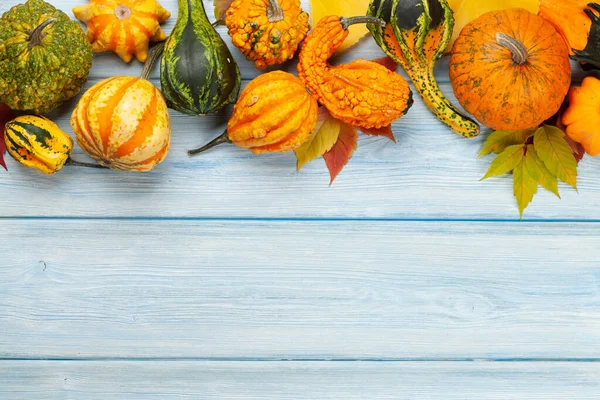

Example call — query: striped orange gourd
[70,76,171,172]
[73,0,170,63]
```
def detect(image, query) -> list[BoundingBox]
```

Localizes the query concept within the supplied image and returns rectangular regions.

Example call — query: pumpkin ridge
[129,17,153,39]
[96,77,139,154]
[114,88,158,158]
[90,14,117,41]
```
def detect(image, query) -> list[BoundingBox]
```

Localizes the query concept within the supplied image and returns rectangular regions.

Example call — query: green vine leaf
[525,145,560,198]
[481,144,525,181]
[533,126,578,189]
[478,129,535,158]
[513,152,539,219]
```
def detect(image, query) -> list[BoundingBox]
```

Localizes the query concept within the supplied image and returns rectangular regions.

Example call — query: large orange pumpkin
[449,8,571,131]
[70,76,171,172]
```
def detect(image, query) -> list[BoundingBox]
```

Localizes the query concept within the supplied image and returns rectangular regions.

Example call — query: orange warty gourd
[297,16,413,130]
[449,9,571,131]
[562,76,600,156]
[73,0,171,63]
[71,76,171,172]
[225,0,310,70]
[188,71,318,155]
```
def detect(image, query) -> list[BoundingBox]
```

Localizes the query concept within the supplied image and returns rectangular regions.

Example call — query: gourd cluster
[1,0,600,178]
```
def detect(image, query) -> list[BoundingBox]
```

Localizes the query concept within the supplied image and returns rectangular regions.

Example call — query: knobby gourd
[297,15,413,130]
[0,0,92,114]
[70,51,171,172]
[562,76,600,156]
[5,116,104,174]
[539,1,600,69]
[160,0,241,115]
[449,8,571,131]
[73,0,171,63]
[226,0,310,70]
[367,0,479,138]
[188,71,318,155]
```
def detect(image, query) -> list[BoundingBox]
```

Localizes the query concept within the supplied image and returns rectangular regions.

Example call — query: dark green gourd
[161,0,241,115]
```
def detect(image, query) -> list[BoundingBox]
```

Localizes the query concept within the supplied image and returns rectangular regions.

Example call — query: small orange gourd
[225,0,310,70]
[449,9,571,131]
[297,16,413,130]
[71,73,171,172]
[73,0,171,63]
[188,71,318,155]
[562,76,600,156]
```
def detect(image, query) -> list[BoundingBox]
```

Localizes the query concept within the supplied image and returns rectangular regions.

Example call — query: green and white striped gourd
[160,0,241,115]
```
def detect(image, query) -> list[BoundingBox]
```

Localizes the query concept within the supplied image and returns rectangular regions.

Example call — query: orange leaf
[0,104,16,171]
[359,125,396,143]
[324,122,358,184]
[372,57,397,72]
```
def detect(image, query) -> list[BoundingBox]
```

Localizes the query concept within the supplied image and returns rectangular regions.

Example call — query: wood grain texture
[1,361,599,399]
[0,2,594,221]
[1,77,598,220]
[1,219,599,359]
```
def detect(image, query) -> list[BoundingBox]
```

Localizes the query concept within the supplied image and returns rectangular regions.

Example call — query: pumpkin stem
[66,158,109,169]
[27,18,56,49]
[496,32,529,65]
[188,131,231,156]
[141,41,165,81]
[267,0,284,22]
[340,16,385,30]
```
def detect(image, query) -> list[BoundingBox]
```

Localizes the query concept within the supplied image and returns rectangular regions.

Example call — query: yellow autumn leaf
[309,0,371,52]
[295,111,341,171]
[446,0,539,52]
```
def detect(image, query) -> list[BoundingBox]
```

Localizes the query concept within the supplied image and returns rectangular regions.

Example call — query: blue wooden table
[1,0,599,397]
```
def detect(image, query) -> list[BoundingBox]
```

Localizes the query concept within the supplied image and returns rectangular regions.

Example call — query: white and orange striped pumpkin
[70,76,171,172]
[73,0,171,63]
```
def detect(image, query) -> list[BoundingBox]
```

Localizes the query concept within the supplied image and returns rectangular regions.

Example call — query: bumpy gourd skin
[0,0,93,114]
[227,71,318,154]
[4,115,73,174]
[297,15,412,129]
[226,0,310,70]
[562,76,600,156]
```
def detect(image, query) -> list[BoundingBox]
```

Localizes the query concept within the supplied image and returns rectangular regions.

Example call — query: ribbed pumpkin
[449,9,571,131]
[189,71,317,155]
[73,0,171,63]
[562,76,600,156]
[71,76,171,171]
[225,0,310,70]
[4,115,73,174]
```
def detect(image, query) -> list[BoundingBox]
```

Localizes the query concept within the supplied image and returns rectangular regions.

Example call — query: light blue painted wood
[1,219,599,359]
[1,77,598,220]
[1,361,599,399]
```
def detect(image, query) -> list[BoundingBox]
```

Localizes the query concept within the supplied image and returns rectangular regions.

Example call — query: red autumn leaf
[359,125,396,143]
[0,104,16,171]
[563,134,586,163]
[213,0,235,22]
[372,57,397,72]
[323,121,358,184]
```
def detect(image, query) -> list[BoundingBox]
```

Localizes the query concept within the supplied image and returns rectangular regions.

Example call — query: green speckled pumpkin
[160,0,241,116]
[0,0,93,114]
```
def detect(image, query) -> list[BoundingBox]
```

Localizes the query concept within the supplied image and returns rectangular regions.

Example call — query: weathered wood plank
[1,219,599,359]
[1,76,598,220]
[1,361,599,399]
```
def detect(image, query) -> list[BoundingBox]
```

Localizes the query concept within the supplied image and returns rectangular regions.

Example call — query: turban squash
[449,8,571,131]
[71,76,171,172]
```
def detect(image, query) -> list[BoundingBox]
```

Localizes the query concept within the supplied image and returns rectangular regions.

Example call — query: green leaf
[478,129,535,158]
[513,154,539,219]
[481,144,525,181]
[533,126,578,189]
[295,109,341,171]
[525,145,560,198]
